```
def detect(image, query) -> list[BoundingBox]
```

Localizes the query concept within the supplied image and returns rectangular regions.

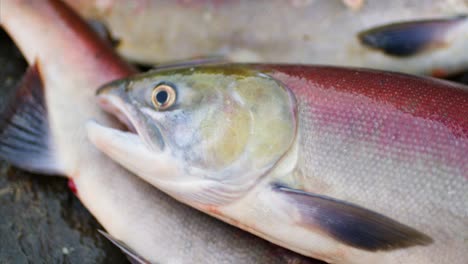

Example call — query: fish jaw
[96,92,137,134]
[96,84,165,152]
[86,120,242,209]
[86,120,178,185]
[89,88,188,187]
[88,90,232,207]
[91,88,207,187]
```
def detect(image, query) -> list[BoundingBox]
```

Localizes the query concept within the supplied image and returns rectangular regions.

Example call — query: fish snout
[96,79,127,96]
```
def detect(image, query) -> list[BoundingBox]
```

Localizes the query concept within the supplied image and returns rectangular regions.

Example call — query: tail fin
[0,63,63,175]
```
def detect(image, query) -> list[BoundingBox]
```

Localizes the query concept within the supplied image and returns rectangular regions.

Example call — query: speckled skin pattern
[265,65,467,263]
[88,63,467,263]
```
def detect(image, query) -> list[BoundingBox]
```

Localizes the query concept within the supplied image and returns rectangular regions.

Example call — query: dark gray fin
[273,183,433,251]
[98,230,151,264]
[0,63,63,175]
[358,15,467,57]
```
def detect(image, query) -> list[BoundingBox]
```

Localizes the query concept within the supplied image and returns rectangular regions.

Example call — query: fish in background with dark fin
[358,15,467,57]
[358,15,468,77]
[67,0,468,76]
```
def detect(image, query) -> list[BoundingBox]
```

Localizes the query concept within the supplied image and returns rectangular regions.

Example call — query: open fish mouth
[97,94,137,134]
[86,92,147,158]
[92,87,165,152]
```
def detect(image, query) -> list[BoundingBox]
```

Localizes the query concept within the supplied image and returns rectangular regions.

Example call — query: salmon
[88,64,468,263]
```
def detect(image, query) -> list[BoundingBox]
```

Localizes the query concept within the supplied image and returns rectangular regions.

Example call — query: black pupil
[156,90,169,104]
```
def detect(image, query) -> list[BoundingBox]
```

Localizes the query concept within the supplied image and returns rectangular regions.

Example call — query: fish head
[89,65,298,206]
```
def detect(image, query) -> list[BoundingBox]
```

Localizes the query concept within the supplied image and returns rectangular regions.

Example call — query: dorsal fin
[0,63,63,174]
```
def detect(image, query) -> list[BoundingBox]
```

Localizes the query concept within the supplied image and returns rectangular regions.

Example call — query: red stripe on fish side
[269,66,468,138]
[266,66,467,179]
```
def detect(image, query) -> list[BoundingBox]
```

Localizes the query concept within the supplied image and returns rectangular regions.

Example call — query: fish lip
[97,94,137,133]
[96,92,164,151]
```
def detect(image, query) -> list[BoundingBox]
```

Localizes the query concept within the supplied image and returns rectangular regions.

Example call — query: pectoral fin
[358,16,467,57]
[273,184,432,251]
[0,63,63,174]
[98,230,151,264]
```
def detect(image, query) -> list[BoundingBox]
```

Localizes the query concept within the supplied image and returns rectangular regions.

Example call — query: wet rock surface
[0,29,127,263]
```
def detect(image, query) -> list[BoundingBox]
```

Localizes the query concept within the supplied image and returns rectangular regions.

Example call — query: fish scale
[90,64,468,263]
[270,66,467,263]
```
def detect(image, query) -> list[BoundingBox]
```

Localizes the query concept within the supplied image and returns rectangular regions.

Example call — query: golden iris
[152,84,176,110]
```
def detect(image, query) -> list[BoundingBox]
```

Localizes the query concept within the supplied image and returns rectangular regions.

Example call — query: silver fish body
[88,64,468,263]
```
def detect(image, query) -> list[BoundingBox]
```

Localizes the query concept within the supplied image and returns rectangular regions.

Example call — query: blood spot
[68,179,78,195]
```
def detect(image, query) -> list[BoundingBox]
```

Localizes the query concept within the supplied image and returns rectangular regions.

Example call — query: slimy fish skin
[89,64,468,264]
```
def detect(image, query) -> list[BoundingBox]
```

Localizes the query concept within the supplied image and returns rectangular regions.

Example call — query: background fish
[66,0,468,76]
[0,1,323,263]
[88,64,468,263]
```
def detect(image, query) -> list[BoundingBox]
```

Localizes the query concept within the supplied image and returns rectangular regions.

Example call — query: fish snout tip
[96,79,126,96]
[96,83,115,96]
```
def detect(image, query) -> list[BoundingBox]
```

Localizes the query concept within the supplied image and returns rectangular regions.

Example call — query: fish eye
[151,83,176,110]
